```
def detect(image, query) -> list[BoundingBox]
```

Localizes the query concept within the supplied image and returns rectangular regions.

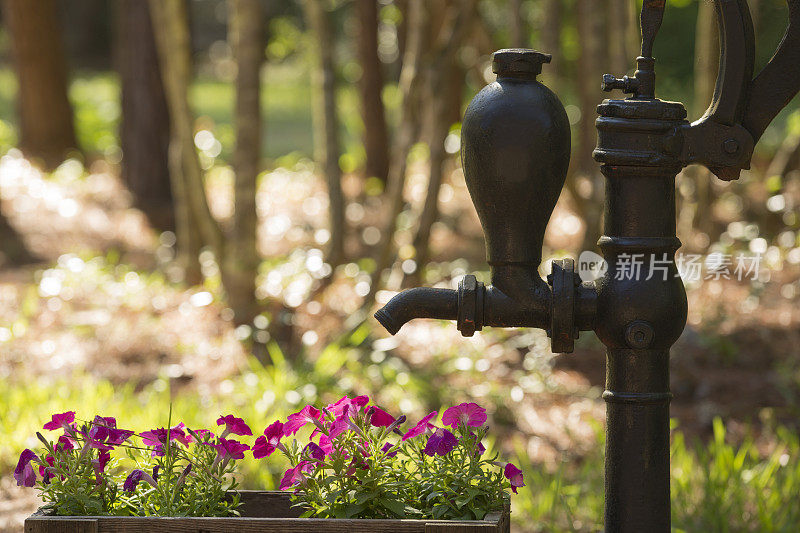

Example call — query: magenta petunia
[43,411,75,431]
[381,442,398,458]
[504,463,525,493]
[217,415,253,437]
[89,416,134,447]
[368,406,395,427]
[279,461,312,490]
[39,455,56,484]
[442,402,487,428]
[123,469,157,492]
[56,434,74,452]
[316,434,333,454]
[304,441,327,461]
[402,411,438,441]
[93,450,111,473]
[424,428,458,456]
[283,405,321,436]
[140,423,192,455]
[14,449,38,487]
[253,421,285,459]
[211,438,250,460]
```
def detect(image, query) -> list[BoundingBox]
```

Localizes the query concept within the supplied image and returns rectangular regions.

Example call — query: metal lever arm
[675,0,755,179]
[679,0,800,180]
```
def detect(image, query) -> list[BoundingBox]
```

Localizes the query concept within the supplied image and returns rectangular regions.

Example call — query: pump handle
[680,0,800,180]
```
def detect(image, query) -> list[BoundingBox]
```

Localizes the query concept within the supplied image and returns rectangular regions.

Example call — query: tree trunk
[608,0,631,76]
[3,0,79,170]
[365,0,429,304]
[0,209,36,267]
[509,0,525,48]
[150,0,223,284]
[688,0,720,237]
[224,0,263,325]
[409,61,462,285]
[539,0,561,91]
[365,0,476,304]
[356,0,390,183]
[304,0,346,267]
[409,1,473,285]
[575,0,606,252]
[116,0,174,231]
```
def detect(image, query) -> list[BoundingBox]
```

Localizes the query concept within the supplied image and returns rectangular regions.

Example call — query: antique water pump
[375,1,800,530]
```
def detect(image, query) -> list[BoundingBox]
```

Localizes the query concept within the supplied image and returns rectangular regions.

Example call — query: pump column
[592,98,689,532]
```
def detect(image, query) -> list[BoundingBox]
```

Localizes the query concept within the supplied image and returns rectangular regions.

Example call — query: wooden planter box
[25,490,511,532]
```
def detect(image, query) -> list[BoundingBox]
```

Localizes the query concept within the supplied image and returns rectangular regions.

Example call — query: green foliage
[510,418,800,532]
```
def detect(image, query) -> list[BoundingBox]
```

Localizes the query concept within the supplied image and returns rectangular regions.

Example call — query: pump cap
[492,49,552,77]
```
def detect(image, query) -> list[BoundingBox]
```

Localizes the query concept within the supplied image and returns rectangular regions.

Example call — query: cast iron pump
[376,1,800,531]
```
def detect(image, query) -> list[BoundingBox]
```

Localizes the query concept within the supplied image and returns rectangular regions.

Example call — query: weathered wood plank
[24,518,98,533]
[24,491,509,532]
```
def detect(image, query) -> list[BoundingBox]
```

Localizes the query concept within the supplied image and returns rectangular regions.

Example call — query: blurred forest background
[1,0,800,531]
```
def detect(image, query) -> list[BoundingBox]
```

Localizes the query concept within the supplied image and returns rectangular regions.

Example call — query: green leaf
[378,498,406,517]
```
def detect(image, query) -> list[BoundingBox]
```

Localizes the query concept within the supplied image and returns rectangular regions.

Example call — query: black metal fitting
[457,275,484,337]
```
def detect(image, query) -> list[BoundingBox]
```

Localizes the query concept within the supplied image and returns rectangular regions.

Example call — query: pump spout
[374,287,458,335]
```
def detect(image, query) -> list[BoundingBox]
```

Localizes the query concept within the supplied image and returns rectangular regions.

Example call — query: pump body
[375,1,800,531]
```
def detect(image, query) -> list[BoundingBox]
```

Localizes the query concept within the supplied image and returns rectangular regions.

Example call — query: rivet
[723,139,739,154]
[625,320,654,349]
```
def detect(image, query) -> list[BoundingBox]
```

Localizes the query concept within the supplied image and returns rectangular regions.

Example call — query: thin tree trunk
[509,0,525,48]
[608,0,630,76]
[539,0,561,91]
[117,0,174,231]
[224,0,263,325]
[689,0,719,236]
[150,0,223,283]
[409,1,473,284]
[304,0,346,267]
[765,133,800,182]
[575,0,606,252]
[366,0,476,303]
[365,0,429,304]
[356,0,390,183]
[0,208,36,267]
[409,62,462,285]
[3,0,79,170]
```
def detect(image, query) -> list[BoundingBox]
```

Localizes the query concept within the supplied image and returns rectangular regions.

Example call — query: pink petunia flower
[504,463,525,493]
[442,402,487,428]
[88,415,134,450]
[279,461,312,490]
[368,406,395,427]
[43,412,75,431]
[39,455,56,485]
[14,449,38,487]
[211,438,250,461]
[216,415,253,438]
[253,421,285,459]
[140,423,192,456]
[424,428,458,456]
[283,405,321,436]
[328,412,353,439]
[56,434,74,452]
[402,411,438,441]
